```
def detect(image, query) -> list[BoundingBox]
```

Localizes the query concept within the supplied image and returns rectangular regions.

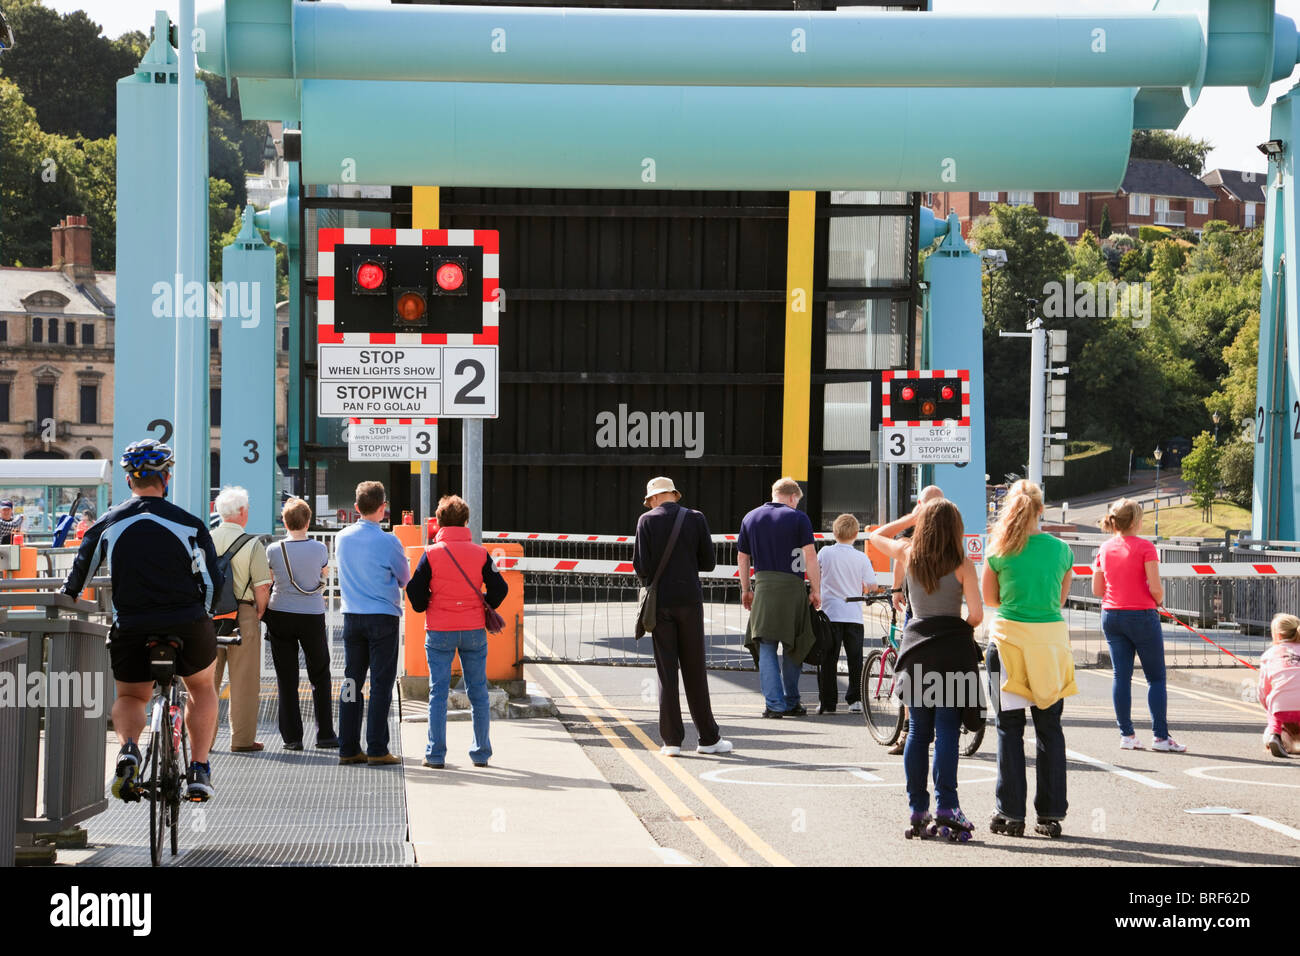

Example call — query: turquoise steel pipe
[197,0,1298,105]
[295,81,1134,191]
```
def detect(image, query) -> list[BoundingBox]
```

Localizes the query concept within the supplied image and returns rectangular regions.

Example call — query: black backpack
[211,533,255,617]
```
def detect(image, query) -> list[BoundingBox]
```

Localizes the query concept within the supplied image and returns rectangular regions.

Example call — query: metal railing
[0,635,22,867]
[0,580,112,846]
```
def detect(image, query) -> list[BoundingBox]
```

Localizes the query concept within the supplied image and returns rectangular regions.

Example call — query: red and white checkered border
[349,417,439,426]
[881,368,971,428]
[317,227,500,348]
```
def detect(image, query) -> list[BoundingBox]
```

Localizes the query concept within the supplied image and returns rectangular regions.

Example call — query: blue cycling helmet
[120,439,175,479]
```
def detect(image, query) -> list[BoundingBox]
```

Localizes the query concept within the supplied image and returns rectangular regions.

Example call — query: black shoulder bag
[635,507,687,639]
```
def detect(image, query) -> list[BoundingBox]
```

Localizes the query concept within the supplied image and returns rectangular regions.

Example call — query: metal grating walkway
[77,678,413,866]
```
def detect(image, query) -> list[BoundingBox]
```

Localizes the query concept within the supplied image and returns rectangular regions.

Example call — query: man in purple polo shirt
[738,477,821,718]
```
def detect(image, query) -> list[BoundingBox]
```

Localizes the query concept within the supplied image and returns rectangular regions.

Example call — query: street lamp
[1212,410,1220,443]
[1153,446,1163,539]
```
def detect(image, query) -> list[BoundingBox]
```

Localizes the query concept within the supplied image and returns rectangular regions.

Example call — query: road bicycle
[139,632,240,866]
[851,590,985,758]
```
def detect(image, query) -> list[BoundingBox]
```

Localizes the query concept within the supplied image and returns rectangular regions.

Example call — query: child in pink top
[1259,613,1300,758]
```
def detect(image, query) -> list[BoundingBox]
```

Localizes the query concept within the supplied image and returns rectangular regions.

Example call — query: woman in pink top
[1091,499,1186,752]
[1258,613,1300,758]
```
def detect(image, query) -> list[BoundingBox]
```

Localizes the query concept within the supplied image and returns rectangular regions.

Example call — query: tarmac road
[527,626,1300,868]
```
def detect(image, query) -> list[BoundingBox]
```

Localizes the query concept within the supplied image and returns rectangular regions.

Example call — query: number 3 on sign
[884,427,907,460]
[442,347,498,417]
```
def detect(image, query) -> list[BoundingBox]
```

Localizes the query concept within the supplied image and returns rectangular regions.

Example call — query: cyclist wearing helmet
[63,439,225,802]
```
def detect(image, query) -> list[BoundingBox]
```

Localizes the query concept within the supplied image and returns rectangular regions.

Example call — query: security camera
[981,249,1008,270]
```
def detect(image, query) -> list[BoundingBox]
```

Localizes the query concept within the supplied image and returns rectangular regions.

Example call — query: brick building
[0,214,290,483]
[1200,168,1267,230]
[928,159,1265,242]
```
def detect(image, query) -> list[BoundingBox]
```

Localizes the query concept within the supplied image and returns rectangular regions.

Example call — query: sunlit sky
[40,0,1300,175]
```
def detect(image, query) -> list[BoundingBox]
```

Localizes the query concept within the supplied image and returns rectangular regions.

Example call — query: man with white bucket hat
[633,476,733,756]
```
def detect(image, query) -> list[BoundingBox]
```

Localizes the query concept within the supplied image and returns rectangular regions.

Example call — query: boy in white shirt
[816,514,880,714]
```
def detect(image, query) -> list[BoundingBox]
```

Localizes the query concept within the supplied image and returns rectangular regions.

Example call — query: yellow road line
[533,661,747,867]
[529,630,794,867]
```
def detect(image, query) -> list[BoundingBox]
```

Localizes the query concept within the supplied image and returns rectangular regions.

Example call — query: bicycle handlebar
[844,588,902,603]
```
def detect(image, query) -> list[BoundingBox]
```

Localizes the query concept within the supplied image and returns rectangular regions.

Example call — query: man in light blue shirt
[336,481,411,765]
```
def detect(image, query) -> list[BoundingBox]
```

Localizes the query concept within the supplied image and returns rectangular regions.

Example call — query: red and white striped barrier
[485,531,868,544]
[487,554,1300,581]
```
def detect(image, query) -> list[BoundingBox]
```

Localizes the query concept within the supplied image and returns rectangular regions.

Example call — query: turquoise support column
[923,213,988,540]
[114,13,210,506]
[253,155,300,472]
[219,207,277,534]
[1253,85,1299,541]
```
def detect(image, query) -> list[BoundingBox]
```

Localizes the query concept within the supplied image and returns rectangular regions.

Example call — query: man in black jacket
[633,477,733,756]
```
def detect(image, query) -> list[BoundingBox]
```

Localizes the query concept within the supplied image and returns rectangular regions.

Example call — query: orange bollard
[401,539,525,683]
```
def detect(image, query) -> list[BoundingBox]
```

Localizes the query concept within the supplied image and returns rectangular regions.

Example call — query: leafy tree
[1181,431,1222,521]
[1217,438,1254,508]
[1099,204,1112,238]
[969,204,1071,477]
[0,0,139,140]
[1206,312,1260,428]
[1130,130,1213,176]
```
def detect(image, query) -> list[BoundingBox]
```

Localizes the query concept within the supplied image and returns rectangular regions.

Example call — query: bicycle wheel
[861,648,903,745]
[147,722,164,867]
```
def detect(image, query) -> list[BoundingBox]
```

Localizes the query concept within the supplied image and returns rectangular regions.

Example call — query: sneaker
[1119,735,1144,750]
[1265,733,1289,758]
[660,745,682,756]
[762,708,785,719]
[848,701,864,714]
[1152,736,1187,753]
[696,739,734,755]
[185,761,214,802]
[787,704,808,718]
[111,742,142,802]
[422,760,445,769]
[886,734,907,756]
[817,705,835,715]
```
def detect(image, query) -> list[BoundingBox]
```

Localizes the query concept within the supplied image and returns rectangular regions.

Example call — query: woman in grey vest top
[264,498,337,750]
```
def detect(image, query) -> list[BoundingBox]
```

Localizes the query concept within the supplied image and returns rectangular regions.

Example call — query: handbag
[805,607,834,667]
[635,507,687,639]
[439,544,507,634]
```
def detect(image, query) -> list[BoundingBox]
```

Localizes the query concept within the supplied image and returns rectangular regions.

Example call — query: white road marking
[1232,813,1300,841]
[697,761,996,788]
[652,847,698,865]
[1026,736,1179,790]
[702,616,745,633]
[1185,765,1300,789]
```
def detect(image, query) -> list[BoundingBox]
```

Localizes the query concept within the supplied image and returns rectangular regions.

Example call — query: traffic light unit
[884,373,968,425]
[335,243,483,335]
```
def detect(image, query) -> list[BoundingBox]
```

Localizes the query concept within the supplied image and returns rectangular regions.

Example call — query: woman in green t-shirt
[980,480,1077,838]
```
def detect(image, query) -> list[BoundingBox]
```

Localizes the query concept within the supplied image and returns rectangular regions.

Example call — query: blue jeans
[339,613,400,758]
[757,639,802,712]
[985,643,1068,822]
[1101,609,1168,739]
[904,705,961,814]
[425,629,492,765]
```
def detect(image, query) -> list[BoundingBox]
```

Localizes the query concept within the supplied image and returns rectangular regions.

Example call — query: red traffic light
[435,261,465,292]
[940,385,956,401]
[395,291,427,323]
[356,261,386,290]
[900,385,915,402]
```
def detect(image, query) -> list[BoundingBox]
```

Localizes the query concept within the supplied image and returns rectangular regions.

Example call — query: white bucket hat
[643,476,681,507]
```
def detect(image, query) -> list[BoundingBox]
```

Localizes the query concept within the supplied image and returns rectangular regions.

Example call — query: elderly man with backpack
[210,486,271,753]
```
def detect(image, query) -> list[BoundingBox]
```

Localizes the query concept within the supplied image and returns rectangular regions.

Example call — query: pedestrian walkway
[67,678,411,866]
[61,676,672,867]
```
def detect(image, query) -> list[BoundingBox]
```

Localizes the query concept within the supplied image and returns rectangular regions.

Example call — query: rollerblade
[933,807,974,843]
[989,812,1025,837]
[904,811,934,840]
[1035,818,1063,838]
